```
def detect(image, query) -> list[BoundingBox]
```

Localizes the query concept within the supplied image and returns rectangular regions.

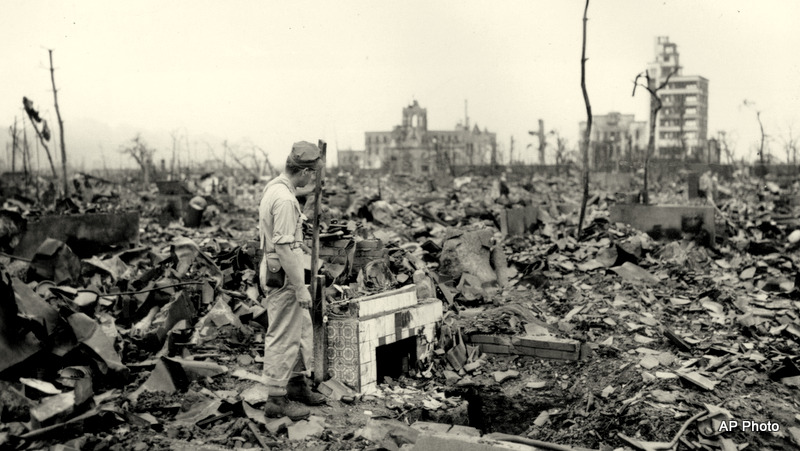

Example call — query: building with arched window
[364,101,497,173]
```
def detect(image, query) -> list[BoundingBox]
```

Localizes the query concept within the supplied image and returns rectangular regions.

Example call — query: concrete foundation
[610,204,715,243]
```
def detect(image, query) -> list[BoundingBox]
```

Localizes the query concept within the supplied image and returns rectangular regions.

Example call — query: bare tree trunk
[22,122,30,181]
[49,50,69,196]
[757,111,765,166]
[577,0,592,239]
[633,68,676,204]
[25,112,58,181]
[143,159,150,187]
[538,119,546,166]
[101,146,110,179]
[11,119,18,173]
[254,146,276,178]
[677,95,687,161]
[228,148,259,180]
[644,102,658,205]
[171,131,179,180]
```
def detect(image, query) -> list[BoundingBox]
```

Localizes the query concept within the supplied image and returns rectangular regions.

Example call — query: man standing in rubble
[259,141,326,420]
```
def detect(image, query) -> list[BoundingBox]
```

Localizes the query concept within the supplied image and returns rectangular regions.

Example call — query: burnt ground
[2,169,800,450]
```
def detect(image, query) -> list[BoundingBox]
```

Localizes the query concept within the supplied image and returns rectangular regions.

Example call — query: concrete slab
[412,433,534,451]
[448,425,481,437]
[411,421,452,434]
[349,285,418,318]
[439,229,496,284]
[512,335,579,352]
[610,204,715,243]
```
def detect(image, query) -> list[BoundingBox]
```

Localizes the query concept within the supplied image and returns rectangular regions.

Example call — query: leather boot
[287,376,327,406]
[263,395,310,421]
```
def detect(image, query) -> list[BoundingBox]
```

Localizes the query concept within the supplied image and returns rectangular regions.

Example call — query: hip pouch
[265,254,285,288]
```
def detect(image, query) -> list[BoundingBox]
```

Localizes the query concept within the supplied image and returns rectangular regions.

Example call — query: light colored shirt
[258,173,304,255]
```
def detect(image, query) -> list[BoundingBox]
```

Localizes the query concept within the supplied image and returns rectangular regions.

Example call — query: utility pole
[171,130,179,180]
[464,100,469,130]
[538,119,546,165]
[528,120,546,165]
[49,49,68,195]
[22,118,29,179]
[11,118,18,173]
[509,136,514,165]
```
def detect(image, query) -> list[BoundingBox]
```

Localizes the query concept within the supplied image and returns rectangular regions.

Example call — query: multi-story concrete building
[647,36,709,161]
[364,101,497,173]
[579,112,648,171]
[336,149,365,171]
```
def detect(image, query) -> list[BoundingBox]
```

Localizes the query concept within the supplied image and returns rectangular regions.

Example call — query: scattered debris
[1,168,799,450]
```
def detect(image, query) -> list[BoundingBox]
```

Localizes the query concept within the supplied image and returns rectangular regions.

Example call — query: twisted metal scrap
[617,410,706,451]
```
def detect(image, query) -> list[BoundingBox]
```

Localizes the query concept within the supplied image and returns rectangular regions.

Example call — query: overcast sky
[1,0,798,172]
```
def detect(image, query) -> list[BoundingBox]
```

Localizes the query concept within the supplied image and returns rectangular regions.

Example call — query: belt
[267,242,303,253]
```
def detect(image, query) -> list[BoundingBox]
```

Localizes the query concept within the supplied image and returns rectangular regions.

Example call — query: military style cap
[290,141,321,163]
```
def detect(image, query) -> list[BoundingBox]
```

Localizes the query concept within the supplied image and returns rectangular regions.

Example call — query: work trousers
[262,283,314,391]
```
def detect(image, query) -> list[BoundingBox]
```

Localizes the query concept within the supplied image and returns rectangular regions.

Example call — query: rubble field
[1,168,800,451]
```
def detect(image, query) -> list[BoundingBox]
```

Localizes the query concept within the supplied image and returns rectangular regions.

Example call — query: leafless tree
[22,97,59,183]
[548,130,570,176]
[742,99,768,166]
[222,140,259,180]
[577,0,591,239]
[21,119,31,180]
[675,94,688,160]
[9,119,19,173]
[715,131,733,165]
[253,145,276,178]
[779,125,798,166]
[632,66,679,204]
[170,129,181,179]
[120,134,157,186]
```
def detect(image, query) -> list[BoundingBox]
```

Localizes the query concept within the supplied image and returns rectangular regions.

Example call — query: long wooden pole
[310,139,327,383]
[11,118,18,173]
[22,119,29,181]
[577,0,592,239]
[49,49,68,195]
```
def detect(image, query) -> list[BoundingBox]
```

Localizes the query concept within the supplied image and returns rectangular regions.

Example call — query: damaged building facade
[648,36,711,162]
[336,149,366,171]
[363,101,497,174]
[578,36,717,171]
[579,112,648,172]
